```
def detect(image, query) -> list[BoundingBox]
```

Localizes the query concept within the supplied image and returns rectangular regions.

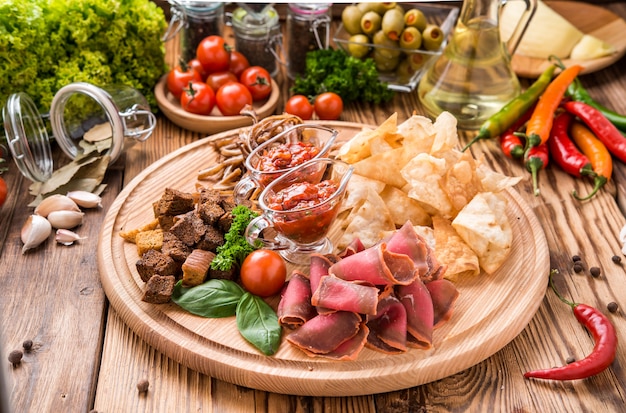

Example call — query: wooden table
[2,2,626,412]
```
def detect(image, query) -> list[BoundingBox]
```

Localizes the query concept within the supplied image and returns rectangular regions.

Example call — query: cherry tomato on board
[239,66,272,101]
[215,82,253,116]
[284,95,314,120]
[239,249,287,297]
[314,92,343,120]
[180,81,216,115]
[166,62,203,99]
[229,50,251,78]
[206,71,238,92]
[196,35,231,74]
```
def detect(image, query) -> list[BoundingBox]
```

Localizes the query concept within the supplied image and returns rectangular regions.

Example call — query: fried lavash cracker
[334,111,522,278]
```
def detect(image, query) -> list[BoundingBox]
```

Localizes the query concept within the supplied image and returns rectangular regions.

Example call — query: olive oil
[418,17,521,130]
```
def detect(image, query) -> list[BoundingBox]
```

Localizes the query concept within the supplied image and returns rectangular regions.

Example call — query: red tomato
[196,35,231,74]
[206,71,238,92]
[166,63,203,99]
[314,92,343,120]
[239,250,287,297]
[239,66,272,101]
[0,177,7,208]
[188,58,208,80]
[229,50,250,78]
[180,81,216,115]
[215,82,253,116]
[284,95,314,120]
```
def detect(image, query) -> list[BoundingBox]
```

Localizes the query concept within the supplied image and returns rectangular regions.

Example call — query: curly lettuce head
[0,0,167,114]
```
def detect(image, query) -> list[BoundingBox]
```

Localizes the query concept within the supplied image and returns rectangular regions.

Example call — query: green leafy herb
[236,292,282,356]
[171,279,245,318]
[291,48,395,104]
[210,205,260,271]
[0,0,167,114]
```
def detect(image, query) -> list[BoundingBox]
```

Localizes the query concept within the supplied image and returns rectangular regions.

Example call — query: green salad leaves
[0,0,168,113]
[291,48,395,105]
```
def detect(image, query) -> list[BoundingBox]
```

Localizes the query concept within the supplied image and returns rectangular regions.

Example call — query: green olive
[380,2,397,11]
[381,8,405,41]
[360,11,382,36]
[373,49,400,72]
[358,2,388,15]
[342,5,364,35]
[399,26,422,50]
[422,24,444,51]
[347,34,371,59]
[407,53,430,71]
[404,9,427,32]
[395,58,416,83]
[372,30,401,58]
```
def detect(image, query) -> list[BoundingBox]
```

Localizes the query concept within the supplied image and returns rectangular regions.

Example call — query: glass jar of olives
[285,3,332,79]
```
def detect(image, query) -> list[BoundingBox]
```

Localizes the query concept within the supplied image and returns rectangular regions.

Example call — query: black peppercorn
[137,378,149,393]
[572,255,582,262]
[607,302,618,313]
[612,255,622,264]
[8,349,23,366]
[566,356,576,364]
[590,267,601,277]
[22,339,33,351]
[573,263,583,273]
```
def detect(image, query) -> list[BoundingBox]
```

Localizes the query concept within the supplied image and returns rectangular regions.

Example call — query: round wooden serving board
[513,1,626,78]
[98,122,550,396]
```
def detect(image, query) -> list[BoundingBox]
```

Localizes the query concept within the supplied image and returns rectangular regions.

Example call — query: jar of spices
[164,1,225,62]
[286,3,332,79]
[2,83,156,182]
[230,5,281,77]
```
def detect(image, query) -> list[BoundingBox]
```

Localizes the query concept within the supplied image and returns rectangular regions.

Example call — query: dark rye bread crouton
[168,211,206,246]
[136,249,179,283]
[161,231,191,263]
[142,275,176,304]
[197,202,225,227]
[196,225,225,252]
[154,188,195,217]
[197,187,222,205]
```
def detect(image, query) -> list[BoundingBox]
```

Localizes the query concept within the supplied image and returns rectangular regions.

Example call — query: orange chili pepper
[570,120,612,200]
[525,64,583,153]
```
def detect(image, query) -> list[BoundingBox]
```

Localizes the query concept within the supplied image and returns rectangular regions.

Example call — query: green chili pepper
[567,77,626,132]
[462,64,556,152]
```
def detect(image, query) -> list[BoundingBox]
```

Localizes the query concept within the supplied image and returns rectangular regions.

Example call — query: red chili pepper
[569,121,612,200]
[524,270,617,381]
[526,143,549,196]
[499,104,535,159]
[525,65,583,151]
[564,100,626,163]
[547,112,592,178]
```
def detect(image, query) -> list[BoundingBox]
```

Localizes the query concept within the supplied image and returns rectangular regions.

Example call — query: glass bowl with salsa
[245,158,354,264]
[234,123,338,203]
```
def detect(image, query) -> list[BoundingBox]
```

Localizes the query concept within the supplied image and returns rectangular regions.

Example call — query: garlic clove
[66,190,102,209]
[34,194,81,218]
[21,215,52,254]
[55,229,87,246]
[47,210,84,229]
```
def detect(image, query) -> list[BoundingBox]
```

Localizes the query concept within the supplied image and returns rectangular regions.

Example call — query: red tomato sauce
[266,180,340,244]
[257,142,320,173]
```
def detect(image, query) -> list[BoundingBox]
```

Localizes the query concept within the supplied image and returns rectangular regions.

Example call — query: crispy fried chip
[353,146,410,189]
[339,174,386,215]
[397,114,436,154]
[476,157,523,192]
[451,192,512,274]
[336,113,399,163]
[379,186,432,227]
[401,153,454,218]
[431,111,460,155]
[441,151,482,214]
[432,215,480,280]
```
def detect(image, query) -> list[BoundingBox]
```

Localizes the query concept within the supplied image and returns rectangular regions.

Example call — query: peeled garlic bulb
[21,215,52,253]
[47,210,84,229]
[34,194,80,218]
[55,229,87,246]
[66,191,102,209]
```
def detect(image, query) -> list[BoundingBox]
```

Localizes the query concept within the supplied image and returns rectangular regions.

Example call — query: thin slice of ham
[309,254,334,295]
[396,278,434,349]
[426,279,459,329]
[329,243,417,285]
[385,221,433,280]
[308,324,369,361]
[338,237,365,258]
[286,311,362,355]
[277,271,317,329]
[311,275,380,315]
[366,295,407,354]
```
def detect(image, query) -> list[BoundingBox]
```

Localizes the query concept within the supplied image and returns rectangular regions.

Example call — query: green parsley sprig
[210,205,260,272]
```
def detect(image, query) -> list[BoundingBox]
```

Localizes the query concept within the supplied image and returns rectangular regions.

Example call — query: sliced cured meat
[338,237,365,258]
[310,324,369,361]
[366,296,407,354]
[311,275,380,315]
[385,221,432,280]
[426,279,459,329]
[396,278,434,349]
[286,311,362,355]
[309,253,334,295]
[277,271,317,329]
[329,243,417,285]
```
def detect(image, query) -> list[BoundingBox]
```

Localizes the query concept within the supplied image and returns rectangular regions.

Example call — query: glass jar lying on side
[2,82,156,182]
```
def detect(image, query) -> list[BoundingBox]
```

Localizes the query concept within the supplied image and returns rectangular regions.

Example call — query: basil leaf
[236,293,282,356]
[171,279,245,318]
